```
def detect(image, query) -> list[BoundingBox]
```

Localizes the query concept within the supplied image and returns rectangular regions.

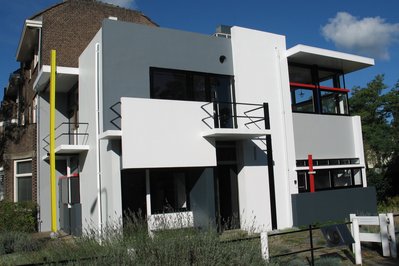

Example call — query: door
[215,141,240,230]
[210,76,235,128]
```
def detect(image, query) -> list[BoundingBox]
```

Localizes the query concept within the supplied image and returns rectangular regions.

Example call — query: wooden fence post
[352,217,362,265]
[261,231,269,261]
[387,213,397,258]
[379,214,390,256]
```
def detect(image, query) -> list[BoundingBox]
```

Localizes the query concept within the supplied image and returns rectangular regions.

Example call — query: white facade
[34,20,376,234]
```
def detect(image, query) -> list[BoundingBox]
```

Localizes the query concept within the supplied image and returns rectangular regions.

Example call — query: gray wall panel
[101,20,233,130]
[291,187,377,226]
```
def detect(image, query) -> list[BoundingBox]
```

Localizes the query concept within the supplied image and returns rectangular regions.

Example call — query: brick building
[0,0,156,226]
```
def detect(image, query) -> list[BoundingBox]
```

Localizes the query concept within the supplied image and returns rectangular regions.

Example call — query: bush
[0,231,40,255]
[0,201,38,233]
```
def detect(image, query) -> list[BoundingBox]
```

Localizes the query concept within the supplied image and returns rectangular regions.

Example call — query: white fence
[350,213,397,265]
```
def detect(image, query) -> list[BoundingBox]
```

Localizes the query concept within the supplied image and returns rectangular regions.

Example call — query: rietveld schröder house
[38,19,377,234]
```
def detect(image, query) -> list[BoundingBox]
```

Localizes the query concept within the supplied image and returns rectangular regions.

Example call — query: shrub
[0,201,38,233]
[0,231,40,255]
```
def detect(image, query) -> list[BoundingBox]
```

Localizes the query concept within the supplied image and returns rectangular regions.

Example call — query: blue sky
[1,0,398,99]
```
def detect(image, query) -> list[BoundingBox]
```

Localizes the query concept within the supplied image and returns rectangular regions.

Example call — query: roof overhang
[33,65,79,92]
[16,19,42,62]
[286,45,374,74]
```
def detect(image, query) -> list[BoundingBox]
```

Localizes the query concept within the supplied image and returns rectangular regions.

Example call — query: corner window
[320,90,349,115]
[291,87,315,113]
[14,159,32,202]
[289,64,349,115]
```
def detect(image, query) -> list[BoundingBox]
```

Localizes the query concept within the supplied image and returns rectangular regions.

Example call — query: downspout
[95,43,103,235]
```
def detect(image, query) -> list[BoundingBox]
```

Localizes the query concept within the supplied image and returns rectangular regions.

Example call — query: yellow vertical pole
[50,50,57,233]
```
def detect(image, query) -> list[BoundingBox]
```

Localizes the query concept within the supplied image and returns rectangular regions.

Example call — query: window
[291,87,315,113]
[289,64,349,115]
[150,169,189,214]
[297,167,362,193]
[14,159,32,202]
[150,67,233,103]
[320,90,349,115]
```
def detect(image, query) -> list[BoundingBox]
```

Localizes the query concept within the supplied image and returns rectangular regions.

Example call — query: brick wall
[40,0,157,67]
[2,0,156,202]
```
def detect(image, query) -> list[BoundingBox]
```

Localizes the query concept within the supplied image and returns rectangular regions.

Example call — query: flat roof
[286,44,374,74]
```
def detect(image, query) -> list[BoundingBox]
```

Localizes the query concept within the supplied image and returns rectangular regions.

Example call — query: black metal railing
[110,102,121,130]
[201,101,270,130]
[42,122,89,153]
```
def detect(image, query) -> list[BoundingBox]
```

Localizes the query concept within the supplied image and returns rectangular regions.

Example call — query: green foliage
[350,75,399,201]
[1,214,268,265]
[0,201,38,233]
[0,231,40,255]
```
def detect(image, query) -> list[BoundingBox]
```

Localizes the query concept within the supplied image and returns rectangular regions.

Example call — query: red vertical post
[308,154,315,192]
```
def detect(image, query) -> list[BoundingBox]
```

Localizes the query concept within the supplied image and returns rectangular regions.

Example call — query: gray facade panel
[101,20,234,131]
[291,187,377,226]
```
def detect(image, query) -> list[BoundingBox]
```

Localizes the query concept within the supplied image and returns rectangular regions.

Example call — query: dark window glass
[320,91,349,115]
[17,161,31,174]
[152,70,187,100]
[298,171,308,192]
[150,170,188,214]
[332,169,353,187]
[17,176,32,202]
[296,160,308,167]
[192,74,207,101]
[291,88,315,113]
[314,170,331,190]
[289,65,312,84]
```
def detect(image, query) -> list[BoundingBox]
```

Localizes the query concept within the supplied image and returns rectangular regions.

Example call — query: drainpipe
[95,43,103,235]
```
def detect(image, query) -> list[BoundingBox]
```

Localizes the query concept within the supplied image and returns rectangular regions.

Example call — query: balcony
[201,101,271,140]
[119,97,271,169]
[42,122,89,160]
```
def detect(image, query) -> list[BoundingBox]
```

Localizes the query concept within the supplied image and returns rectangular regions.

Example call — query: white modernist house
[36,20,376,235]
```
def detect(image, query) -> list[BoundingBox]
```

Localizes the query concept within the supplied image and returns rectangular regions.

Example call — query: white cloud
[99,0,137,8]
[322,12,399,60]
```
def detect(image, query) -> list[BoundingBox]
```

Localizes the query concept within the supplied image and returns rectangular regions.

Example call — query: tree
[350,75,399,201]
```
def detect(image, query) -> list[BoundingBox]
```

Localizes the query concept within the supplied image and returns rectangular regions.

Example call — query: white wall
[37,91,70,231]
[231,27,297,230]
[78,30,102,232]
[121,97,217,169]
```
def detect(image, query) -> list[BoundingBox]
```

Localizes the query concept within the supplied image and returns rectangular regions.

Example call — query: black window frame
[149,67,235,103]
[288,63,350,116]
[297,167,363,193]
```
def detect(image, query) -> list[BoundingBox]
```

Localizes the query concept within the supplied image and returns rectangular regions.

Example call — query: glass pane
[314,170,331,190]
[297,171,308,193]
[152,70,187,100]
[320,91,348,115]
[289,65,312,83]
[192,75,207,101]
[211,76,234,128]
[17,161,32,174]
[150,170,188,214]
[318,70,336,87]
[332,169,352,187]
[353,169,362,185]
[18,176,32,201]
[291,88,315,113]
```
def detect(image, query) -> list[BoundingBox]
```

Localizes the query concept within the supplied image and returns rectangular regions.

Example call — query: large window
[289,64,349,115]
[150,67,234,103]
[297,168,363,193]
[150,169,190,214]
[14,159,32,202]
